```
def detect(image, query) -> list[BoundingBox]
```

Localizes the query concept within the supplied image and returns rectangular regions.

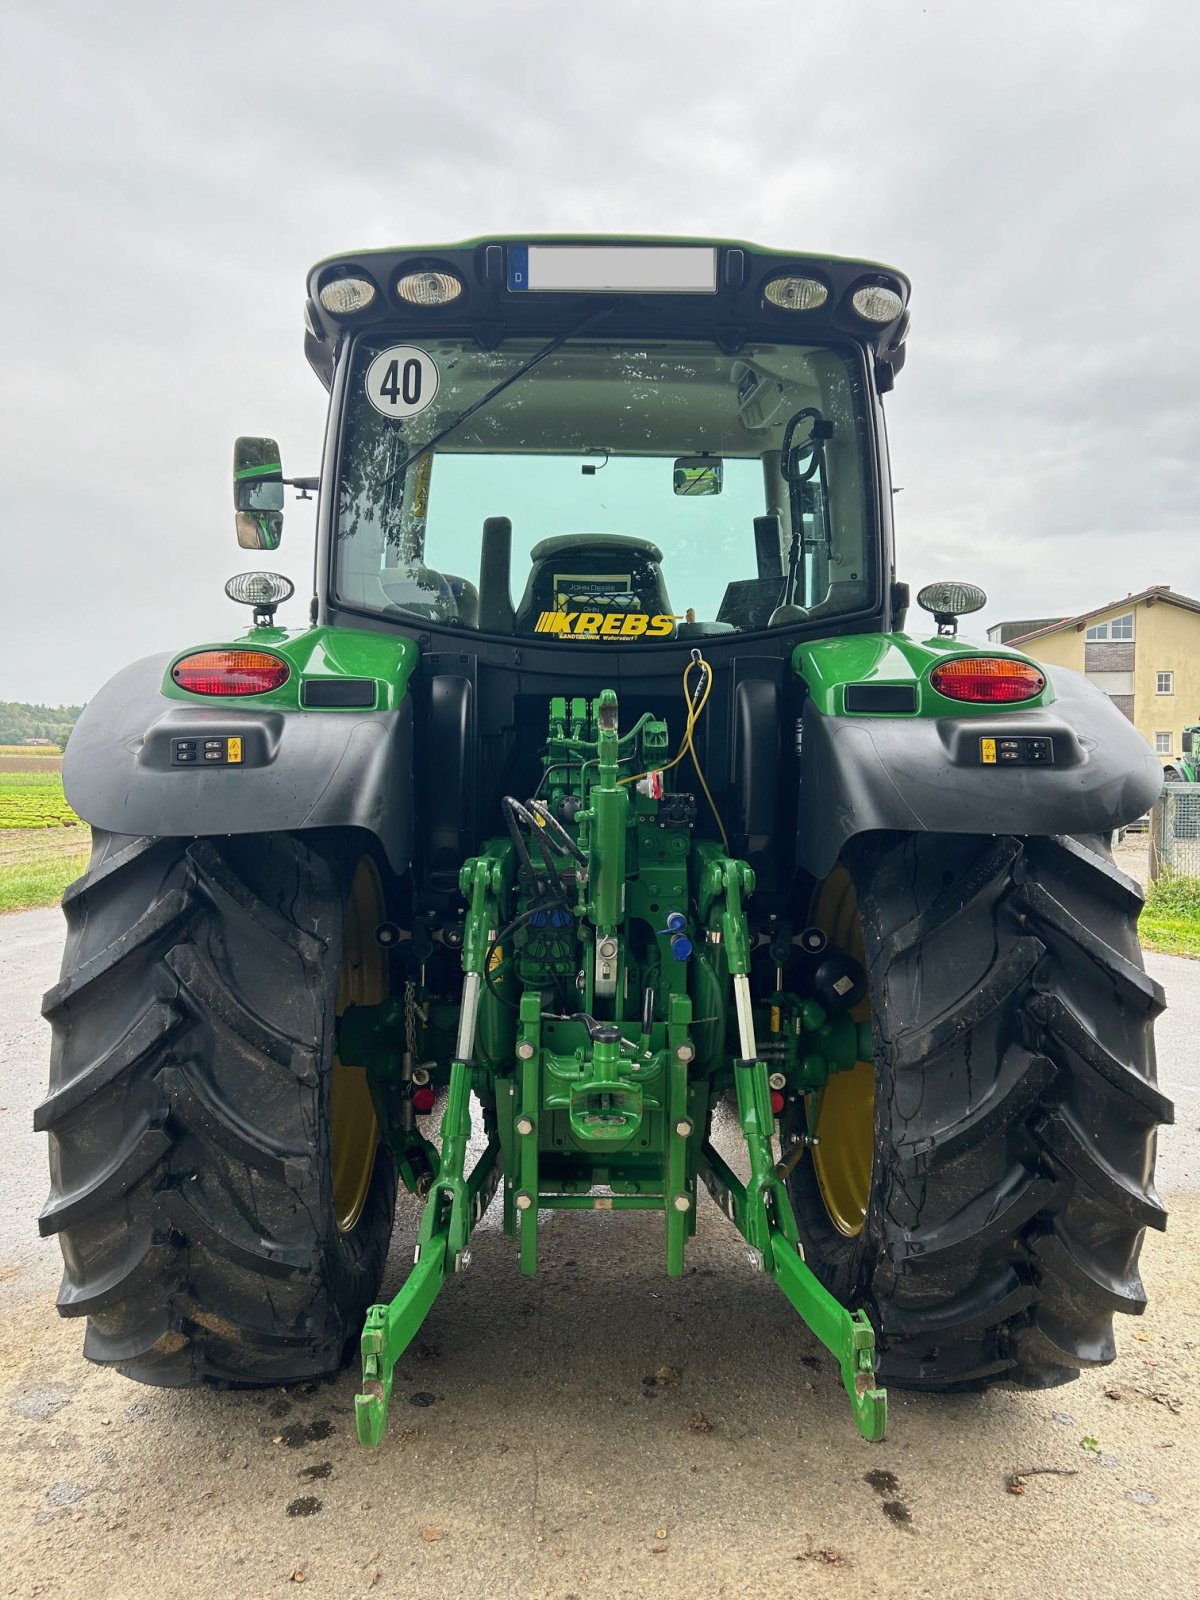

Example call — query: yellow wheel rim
[808,867,874,1238]
[331,859,386,1233]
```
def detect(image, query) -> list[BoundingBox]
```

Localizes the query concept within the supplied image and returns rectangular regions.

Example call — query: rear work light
[850,283,904,323]
[763,274,828,311]
[395,269,464,306]
[318,274,378,315]
[172,650,289,696]
[929,657,1046,705]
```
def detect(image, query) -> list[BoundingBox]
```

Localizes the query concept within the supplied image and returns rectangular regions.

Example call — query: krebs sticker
[535,611,676,638]
[365,346,439,419]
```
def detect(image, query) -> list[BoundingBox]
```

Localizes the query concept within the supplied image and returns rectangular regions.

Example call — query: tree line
[0,701,84,746]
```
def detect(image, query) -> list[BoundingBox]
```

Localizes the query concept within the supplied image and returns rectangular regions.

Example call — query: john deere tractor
[40,239,1172,1445]
[1163,725,1199,783]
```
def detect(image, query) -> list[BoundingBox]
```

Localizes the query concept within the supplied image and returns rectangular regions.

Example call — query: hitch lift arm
[355,855,503,1447]
[697,851,887,1442]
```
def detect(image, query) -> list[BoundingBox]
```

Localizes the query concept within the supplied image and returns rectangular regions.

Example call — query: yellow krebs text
[534,611,676,639]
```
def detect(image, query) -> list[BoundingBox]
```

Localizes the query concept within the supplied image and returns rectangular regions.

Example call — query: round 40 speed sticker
[364,345,439,419]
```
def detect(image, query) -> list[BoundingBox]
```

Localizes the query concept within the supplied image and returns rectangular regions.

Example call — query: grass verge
[0,827,92,914]
[1140,873,1200,958]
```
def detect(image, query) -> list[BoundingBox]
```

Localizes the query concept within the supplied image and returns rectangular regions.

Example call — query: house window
[1156,671,1174,694]
[1155,732,1172,754]
[1085,611,1135,641]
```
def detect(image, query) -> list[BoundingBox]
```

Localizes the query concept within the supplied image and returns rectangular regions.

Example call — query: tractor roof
[302,235,910,390]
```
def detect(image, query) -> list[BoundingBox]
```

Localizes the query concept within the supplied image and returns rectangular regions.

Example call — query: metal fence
[1150,782,1200,880]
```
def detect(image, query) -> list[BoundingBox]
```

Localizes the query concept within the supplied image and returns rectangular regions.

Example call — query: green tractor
[1163,725,1200,783]
[39,239,1172,1446]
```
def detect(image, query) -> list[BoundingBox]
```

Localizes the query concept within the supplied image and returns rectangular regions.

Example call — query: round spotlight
[225,572,296,609]
[763,275,828,311]
[395,269,464,307]
[318,274,378,315]
[850,284,905,323]
[916,582,987,619]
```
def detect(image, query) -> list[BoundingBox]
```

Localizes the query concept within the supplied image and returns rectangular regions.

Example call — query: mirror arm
[783,482,804,607]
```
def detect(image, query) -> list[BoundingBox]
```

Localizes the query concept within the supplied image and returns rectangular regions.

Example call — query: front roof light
[395,269,464,307]
[763,275,828,311]
[850,283,905,323]
[317,273,378,316]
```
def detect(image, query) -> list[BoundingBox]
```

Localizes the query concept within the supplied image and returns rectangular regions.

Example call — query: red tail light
[929,657,1046,704]
[172,650,289,696]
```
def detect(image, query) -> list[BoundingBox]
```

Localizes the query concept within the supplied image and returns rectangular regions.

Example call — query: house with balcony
[988,585,1200,769]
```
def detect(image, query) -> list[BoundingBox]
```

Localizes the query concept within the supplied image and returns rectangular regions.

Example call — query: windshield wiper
[382,302,614,490]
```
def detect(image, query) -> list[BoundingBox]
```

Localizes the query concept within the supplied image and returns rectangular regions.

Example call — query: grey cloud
[1,0,1197,698]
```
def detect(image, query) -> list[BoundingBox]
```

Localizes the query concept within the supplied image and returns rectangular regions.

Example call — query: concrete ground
[2,904,1197,1600]
[1112,832,1151,889]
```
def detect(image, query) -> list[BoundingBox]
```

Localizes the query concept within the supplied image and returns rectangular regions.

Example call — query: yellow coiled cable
[618,652,730,853]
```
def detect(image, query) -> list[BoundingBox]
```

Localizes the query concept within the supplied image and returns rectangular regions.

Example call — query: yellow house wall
[1019,629,1083,673]
[1018,598,1200,766]
[1134,601,1200,763]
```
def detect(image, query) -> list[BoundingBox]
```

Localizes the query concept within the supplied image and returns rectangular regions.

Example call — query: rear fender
[64,637,417,874]
[794,636,1162,878]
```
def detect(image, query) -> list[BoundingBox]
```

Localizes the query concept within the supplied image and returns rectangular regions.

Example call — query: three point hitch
[351,687,887,1447]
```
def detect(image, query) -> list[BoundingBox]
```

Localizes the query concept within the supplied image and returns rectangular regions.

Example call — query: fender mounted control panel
[172,735,244,766]
[978,735,1054,766]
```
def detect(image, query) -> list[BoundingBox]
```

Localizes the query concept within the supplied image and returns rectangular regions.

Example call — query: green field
[0,770,80,829]
[0,766,87,911]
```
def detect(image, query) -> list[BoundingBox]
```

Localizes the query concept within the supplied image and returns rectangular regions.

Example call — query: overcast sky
[2,0,1196,704]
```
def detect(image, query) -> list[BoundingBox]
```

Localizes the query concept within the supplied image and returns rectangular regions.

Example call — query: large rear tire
[787,832,1172,1390]
[37,830,397,1387]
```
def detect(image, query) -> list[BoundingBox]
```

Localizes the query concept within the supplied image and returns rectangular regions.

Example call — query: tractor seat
[514,534,674,634]
[377,565,478,627]
[443,574,480,629]
[377,564,457,621]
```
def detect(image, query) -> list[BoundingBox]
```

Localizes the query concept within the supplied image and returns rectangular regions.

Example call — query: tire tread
[38,831,396,1388]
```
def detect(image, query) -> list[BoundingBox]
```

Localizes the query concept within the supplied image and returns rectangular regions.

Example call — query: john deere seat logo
[535,611,677,638]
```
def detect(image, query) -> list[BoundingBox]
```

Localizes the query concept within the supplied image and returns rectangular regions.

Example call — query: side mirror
[1183,729,1195,755]
[234,437,284,549]
[673,456,723,497]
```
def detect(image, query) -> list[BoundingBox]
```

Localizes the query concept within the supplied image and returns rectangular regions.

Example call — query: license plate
[508,244,717,294]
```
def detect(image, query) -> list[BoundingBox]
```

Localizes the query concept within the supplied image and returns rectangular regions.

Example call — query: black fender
[64,653,413,873]
[796,663,1162,878]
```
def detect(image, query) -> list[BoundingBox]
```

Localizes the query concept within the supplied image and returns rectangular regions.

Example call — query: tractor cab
[325,330,890,646]
[304,242,909,654]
